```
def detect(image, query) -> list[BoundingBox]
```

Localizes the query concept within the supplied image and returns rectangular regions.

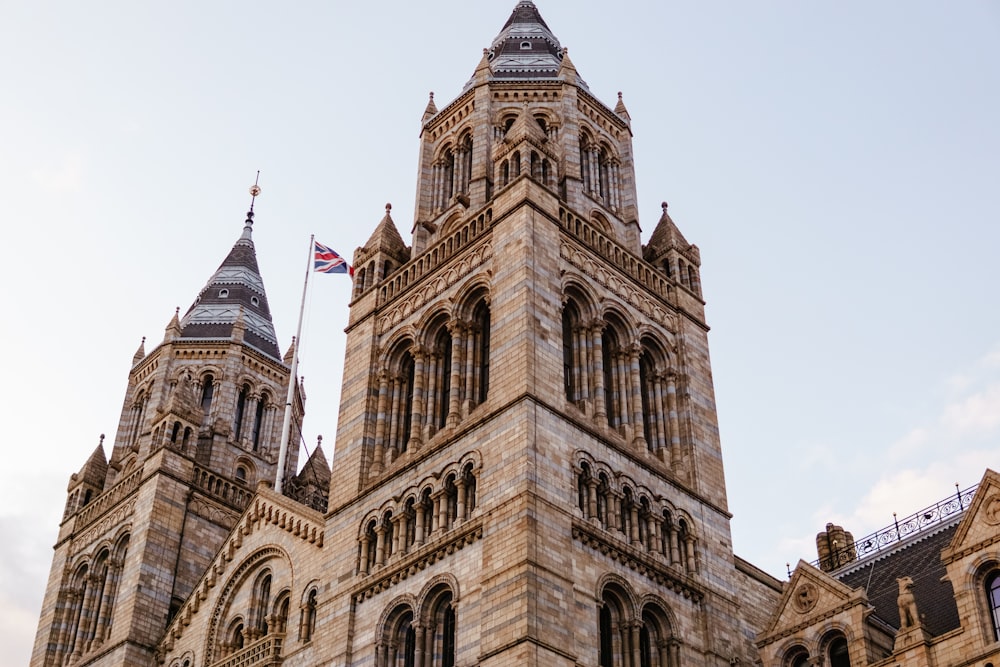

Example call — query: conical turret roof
[363,204,409,260]
[487,1,582,85]
[179,209,281,360]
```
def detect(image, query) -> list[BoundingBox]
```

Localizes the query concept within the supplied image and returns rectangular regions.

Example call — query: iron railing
[811,484,978,572]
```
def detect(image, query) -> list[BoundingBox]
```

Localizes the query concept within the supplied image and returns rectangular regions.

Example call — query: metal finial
[99,433,105,445]
[386,202,392,212]
[249,171,261,212]
[317,434,323,447]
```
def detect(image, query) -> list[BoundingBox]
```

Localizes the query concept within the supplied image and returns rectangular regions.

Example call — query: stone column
[666,374,681,469]
[414,504,426,546]
[629,503,641,545]
[388,376,402,460]
[669,524,681,566]
[463,322,476,414]
[373,371,390,473]
[359,536,371,575]
[447,322,464,426]
[650,516,663,555]
[587,478,599,523]
[631,622,642,667]
[685,537,697,574]
[414,624,426,667]
[375,526,386,568]
[455,478,467,525]
[629,344,645,449]
[592,324,607,421]
[408,349,426,450]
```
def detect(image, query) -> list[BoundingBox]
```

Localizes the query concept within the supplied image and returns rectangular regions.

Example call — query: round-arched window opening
[236,466,248,483]
[251,296,260,306]
[520,41,531,50]
[219,289,230,298]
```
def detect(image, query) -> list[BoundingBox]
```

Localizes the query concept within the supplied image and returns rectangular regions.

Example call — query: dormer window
[219,289,230,298]
[251,296,260,307]
[520,41,531,50]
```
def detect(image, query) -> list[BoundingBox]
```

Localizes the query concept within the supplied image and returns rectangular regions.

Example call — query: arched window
[638,605,675,667]
[987,569,1000,641]
[426,587,457,667]
[379,606,416,667]
[302,589,318,642]
[272,591,290,634]
[828,635,851,667]
[235,466,247,484]
[598,585,630,667]
[785,646,810,667]
[472,299,491,405]
[427,319,453,433]
[251,571,272,637]
[601,327,628,428]
[227,618,245,652]
[562,300,583,404]
[201,374,215,414]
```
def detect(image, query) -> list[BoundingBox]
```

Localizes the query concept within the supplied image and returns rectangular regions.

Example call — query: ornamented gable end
[756,560,864,647]
[155,485,325,658]
[942,468,1000,564]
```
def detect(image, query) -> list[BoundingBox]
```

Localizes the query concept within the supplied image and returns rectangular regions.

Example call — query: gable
[758,561,863,644]
[944,468,1000,562]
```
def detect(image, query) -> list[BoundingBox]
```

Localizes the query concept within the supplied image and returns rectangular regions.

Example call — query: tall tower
[324,2,779,665]
[30,203,305,666]
[43,4,783,666]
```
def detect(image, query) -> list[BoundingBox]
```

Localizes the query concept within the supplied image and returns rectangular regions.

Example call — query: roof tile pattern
[179,212,281,360]
[836,524,961,636]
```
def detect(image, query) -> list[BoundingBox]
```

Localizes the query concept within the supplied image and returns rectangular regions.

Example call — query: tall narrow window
[252,394,266,451]
[599,604,613,667]
[988,570,1000,641]
[474,301,491,403]
[201,374,215,414]
[234,384,249,439]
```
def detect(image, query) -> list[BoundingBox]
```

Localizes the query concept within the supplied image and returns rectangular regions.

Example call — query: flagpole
[275,234,314,494]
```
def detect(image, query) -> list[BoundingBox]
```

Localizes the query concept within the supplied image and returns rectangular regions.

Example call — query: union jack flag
[314,241,353,276]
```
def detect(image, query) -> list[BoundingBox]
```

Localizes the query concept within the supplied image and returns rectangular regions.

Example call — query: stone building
[757,470,1000,667]
[29,2,1000,667]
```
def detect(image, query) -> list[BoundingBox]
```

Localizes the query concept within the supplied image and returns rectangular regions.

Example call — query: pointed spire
[614,91,631,123]
[132,336,147,365]
[178,181,282,360]
[645,201,692,259]
[362,203,409,259]
[163,308,181,343]
[473,49,492,85]
[298,437,331,488]
[422,92,438,121]
[557,46,577,79]
[283,336,296,366]
[73,435,108,491]
[486,1,572,83]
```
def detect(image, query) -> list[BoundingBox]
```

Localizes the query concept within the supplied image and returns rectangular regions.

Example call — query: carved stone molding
[561,241,676,333]
[377,241,493,336]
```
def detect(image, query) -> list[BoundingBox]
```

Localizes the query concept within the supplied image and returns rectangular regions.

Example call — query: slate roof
[179,210,282,360]
[835,522,961,637]
[487,1,573,83]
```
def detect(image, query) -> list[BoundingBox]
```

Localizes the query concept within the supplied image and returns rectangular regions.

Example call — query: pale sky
[3,1,999,662]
